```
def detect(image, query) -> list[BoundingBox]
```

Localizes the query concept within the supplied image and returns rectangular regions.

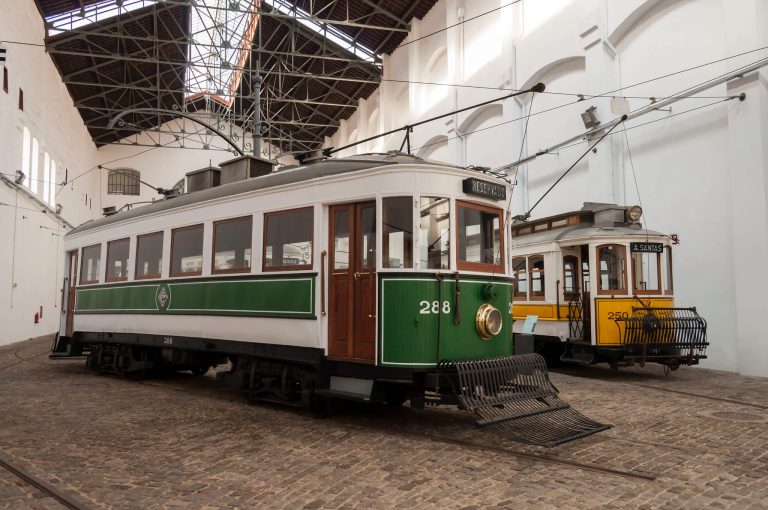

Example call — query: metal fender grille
[444,354,610,447]
[618,307,708,357]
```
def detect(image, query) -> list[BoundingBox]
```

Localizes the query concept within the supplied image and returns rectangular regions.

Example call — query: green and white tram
[52,152,606,446]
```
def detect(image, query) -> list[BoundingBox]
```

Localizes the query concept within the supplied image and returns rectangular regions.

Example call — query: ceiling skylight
[45,0,378,111]
[262,0,378,63]
[46,0,152,35]
[185,0,258,106]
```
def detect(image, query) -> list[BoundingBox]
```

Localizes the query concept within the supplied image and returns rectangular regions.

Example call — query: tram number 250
[607,311,629,320]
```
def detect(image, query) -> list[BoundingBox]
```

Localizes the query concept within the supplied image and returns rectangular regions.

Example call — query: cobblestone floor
[1,336,767,509]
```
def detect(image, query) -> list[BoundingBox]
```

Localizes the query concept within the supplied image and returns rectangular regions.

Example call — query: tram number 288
[419,301,514,315]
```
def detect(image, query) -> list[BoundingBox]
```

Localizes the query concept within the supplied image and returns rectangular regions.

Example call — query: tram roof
[510,224,668,247]
[68,153,465,236]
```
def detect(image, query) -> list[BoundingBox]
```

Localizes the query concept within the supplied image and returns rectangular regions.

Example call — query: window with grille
[107,168,140,195]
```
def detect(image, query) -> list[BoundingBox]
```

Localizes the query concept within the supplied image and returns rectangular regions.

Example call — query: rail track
[0,452,92,510]
[616,382,768,410]
[387,426,658,481]
[0,349,50,372]
[553,367,768,411]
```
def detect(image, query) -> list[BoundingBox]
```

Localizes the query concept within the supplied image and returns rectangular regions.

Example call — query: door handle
[354,272,361,281]
[368,314,376,318]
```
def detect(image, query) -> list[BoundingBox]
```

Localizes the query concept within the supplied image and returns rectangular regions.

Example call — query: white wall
[0,2,295,346]
[325,0,768,376]
[0,0,102,345]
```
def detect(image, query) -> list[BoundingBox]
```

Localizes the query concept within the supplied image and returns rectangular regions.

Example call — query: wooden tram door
[328,202,377,361]
[65,250,78,336]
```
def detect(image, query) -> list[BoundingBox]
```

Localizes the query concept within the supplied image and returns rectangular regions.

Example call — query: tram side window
[170,224,204,276]
[665,246,674,293]
[383,197,412,269]
[213,216,253,273]
[528,255,545,301]
[135,231,163,279]
[456,201,503,271]
[79,244,101,285]
[264,208,313,270]
[105,238,129,282]
[597,244,626,294]
[563,255,579,296]
[582,260,591,292]
[632,251,661,293]
[513,257,528,299]
[419,197,450,269]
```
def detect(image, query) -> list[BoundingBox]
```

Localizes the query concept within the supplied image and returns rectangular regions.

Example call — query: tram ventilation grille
[441,354,610,447]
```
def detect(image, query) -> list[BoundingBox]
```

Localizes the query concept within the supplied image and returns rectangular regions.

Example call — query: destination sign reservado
[462,178,506,201]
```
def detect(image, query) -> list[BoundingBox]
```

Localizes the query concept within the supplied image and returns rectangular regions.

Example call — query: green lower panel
[75,275,315,318]
[379,275,513,367]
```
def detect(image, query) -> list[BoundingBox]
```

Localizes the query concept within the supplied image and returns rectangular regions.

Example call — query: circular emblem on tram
[156,284,171,311]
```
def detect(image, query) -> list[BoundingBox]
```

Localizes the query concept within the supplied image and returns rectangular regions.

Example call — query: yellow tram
[510,203,708,370]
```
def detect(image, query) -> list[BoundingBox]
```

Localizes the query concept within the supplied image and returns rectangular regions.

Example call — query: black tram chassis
[52,332,460,408]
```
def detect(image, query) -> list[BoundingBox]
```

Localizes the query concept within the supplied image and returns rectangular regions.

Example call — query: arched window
[20,127,30,188]
[528,255,545,301]
[597,244,626,294]
[107,168,140,195]
[513,257,528,300]
[563,255,579,297]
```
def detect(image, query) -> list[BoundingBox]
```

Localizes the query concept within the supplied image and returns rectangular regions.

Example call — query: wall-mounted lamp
[14,170,25,184]
[55,204,63,215]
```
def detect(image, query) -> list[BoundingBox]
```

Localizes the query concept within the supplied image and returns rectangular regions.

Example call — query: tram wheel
[190,366,209,376]
[385,388,409,407]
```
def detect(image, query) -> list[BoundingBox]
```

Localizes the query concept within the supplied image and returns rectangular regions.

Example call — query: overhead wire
[1,19,765,189]
[524,116,628,220]
[397,1,522,49]
[410,51,763,156]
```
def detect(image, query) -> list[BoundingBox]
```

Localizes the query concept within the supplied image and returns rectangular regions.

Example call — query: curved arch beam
[107,108,244,156]
[425,46,448,73]
[457,103,503,134]
[608,0,688,46]
[416,134,448,158]
[519,56,585,92]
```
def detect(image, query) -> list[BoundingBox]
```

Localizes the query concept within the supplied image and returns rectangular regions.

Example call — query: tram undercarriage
[558,305,709,370]
[52,332,609,447]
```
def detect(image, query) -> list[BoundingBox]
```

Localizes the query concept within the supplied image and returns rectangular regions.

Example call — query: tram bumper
[433,354,610,447]
[617,307,709,368]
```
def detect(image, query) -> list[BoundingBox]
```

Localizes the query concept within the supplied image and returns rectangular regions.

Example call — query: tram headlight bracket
[476,304,503,340]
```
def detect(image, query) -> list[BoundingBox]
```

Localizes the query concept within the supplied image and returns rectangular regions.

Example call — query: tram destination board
[463,178,506,200]
[630,242,664,253]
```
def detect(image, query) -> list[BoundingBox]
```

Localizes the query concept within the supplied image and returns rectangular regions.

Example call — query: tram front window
[457,201,503,270]
[665,246,674,293]
[383,197,412,268]
[632,251,661,293]
[597,244,626,294]
[419,197,450,269]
